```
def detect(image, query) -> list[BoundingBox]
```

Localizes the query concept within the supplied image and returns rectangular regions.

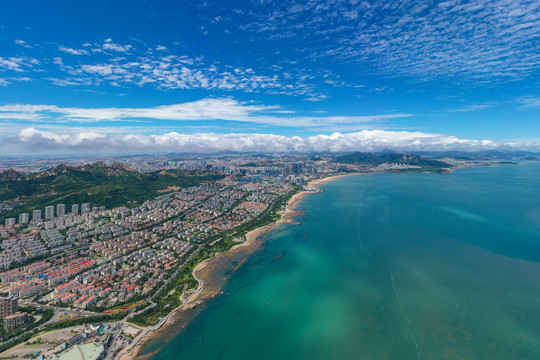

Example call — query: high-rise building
[18,213,29,224]
[81,203,91,213]
[0,296,18,318]
[5,218,15,226]
[57,204,66,217]
[71,204,79,214]
[32,210,42,221]
[292,163,303,174]
[45,206,55,219]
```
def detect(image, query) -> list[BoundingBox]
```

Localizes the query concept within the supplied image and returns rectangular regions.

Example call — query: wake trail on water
[390,272,421,360]
[356,189,370,255]
[355,183,418,357]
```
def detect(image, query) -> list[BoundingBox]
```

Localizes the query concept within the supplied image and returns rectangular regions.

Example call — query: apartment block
[57,204,66,217]
[4,312,28,329]
[81,203,91,213]
[45,206,55,219]
[0,296,18,317]
[32,210,42,221]
[18,213,29,224]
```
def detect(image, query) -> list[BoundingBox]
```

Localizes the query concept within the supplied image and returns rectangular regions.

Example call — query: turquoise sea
[149,162,540,360]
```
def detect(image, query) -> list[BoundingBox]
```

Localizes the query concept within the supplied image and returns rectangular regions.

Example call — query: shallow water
[149,163,540,360]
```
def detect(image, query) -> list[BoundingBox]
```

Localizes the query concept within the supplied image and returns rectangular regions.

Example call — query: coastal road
[19,299,101,323]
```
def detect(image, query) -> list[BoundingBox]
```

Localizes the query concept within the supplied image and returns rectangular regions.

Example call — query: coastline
[119,173,354,360]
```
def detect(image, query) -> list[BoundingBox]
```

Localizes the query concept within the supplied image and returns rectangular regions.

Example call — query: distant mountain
[335,152,449,168]
[0,162,224,221]
[422,150,540,161]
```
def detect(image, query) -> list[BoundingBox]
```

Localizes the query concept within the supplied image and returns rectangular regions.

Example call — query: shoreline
[118,173,354,360]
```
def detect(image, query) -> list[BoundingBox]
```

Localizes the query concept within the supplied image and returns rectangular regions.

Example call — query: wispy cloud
[0,98,411,128]
[449,104,493,112]
[516,97,540,108]
[232,0,540,82]
[59,46,89,55]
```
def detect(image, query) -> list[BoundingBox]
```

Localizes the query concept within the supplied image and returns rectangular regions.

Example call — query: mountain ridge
[0,162,224,221]
[335,152,449,168]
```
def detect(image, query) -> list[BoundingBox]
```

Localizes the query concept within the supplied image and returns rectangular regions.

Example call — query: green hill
[0,162,224,221]
[335,152,449,168]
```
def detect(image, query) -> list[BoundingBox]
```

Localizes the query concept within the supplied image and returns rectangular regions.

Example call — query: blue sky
[0,0,539,154]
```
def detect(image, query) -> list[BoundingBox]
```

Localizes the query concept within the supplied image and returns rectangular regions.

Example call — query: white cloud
[6,127,538,154]
[80,64,115,76]
[14,39,32,48]
[0,98,411,128]
[369,86,394,93]
[5,38,339,99]
[46,77,94,86]
[43,44,333,99]
[0,112,43,120]
[0,57,39,72]
[102,39,132,52]
[0,57,25,72]
[9,77,31,82]
[59,46,89,55]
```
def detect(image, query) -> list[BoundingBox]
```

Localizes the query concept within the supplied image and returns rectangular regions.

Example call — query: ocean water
[150,163,540,360]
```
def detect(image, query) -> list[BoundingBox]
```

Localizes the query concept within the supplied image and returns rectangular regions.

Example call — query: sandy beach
[307,173,354,187]
[119,173,352,360]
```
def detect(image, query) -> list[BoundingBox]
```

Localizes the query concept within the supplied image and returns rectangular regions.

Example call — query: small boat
[273,251,286,261]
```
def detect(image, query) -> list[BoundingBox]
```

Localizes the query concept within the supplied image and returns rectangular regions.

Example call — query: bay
[150,162,540,360]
